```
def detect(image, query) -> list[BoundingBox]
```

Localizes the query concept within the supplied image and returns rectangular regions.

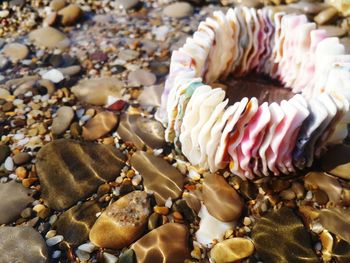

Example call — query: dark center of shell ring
[157,7,350,180]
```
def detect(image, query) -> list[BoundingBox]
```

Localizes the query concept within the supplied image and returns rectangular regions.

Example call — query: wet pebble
[130,151,184,205]
[82,111,118,141]
[0,226,48,263]
[90,191,150,249]
[203,173,243,222]
[42,69,64,83]
[320,25,347,37]
[36,139,126,210]
[114,0,139,10]
[321,144,350,180]
[52,106,74,136]
[118,49,139,61]
[50,0,66,11]
[314,7,339,25]
[210,238,255,263]
[320,208,350,244]
[131,223,189,263]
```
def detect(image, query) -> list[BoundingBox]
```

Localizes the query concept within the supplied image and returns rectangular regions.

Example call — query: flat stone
[114,0,139,10]
[71,77,123,105]
[13,152,32,165]
[117,113,165,149]
[131,223,189,263]
[0,226,48,263]
[36,139,126,210]
[0,144,10,164]
[320,208,350,244]
[130,151,184,205]
[0,181,34,224]
[128,69,156,87]
[52,106,75,136]
[29,27,70,49]
[58,65,81,76]
[82,111,118,141]
[210,238,255,263]
[321,144,350,180]
[252,207,319,263]
[138,84,163,107]
[203,173,243,222]
[314,7,338,25]
[2,43,29,62]
[304,172,342,204]
[90,191,150,249]
[42,69,64,83]
[58,4,83,26]
[54,200,101,246]
[50,0,66,11]
[163,2,194,18]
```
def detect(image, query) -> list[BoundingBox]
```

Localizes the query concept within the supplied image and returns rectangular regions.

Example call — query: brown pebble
[13,152,31,165]
[16,167,28,180]
[314,7,338,25]
[173,211,183,221]
[22,178,37,188]
[82,111,118,141]
[50,0,66,11]
[2,102,14,112]
[58,4,83,26]
[154,206,169,216]
[97,183,110,197]
[313,189,329,205]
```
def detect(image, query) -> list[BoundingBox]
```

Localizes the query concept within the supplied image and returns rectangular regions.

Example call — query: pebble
[2,43,29,62]
[55,200,101,246]
[252,207,319,263]
[117,113,165,149]
[163,2,194,18]
[203,173,243,222]
[0,144,10,164]
[114,0,139,10]
[36,139,126,210]
[28,27,70,49]
[210,238,255,263]
[82,111,118,141]
[130,151,184,206]
[2,101,14,112]
[231,0,262,8]
[90,191,150,249]
[128,69,157,86]
[104,252,118,263]
[46,235,64,246]
[119,249,135,263]
[0,180,34,224]
[58,65,81,76]
[131,223,189,263]
[50,0,66,11]
[320,208,350,244]
[71,77,123,105]
[58,4,83,26]
[118,49,140,61]
[37,79,55,95]
[42,69,65,83]
[0,88,10,99]
[4,156,14,171]
[0,226,48,263]
[43,12,57,27]
[196,204,234,246]
[52,106,74,135]
[314,7,339,25]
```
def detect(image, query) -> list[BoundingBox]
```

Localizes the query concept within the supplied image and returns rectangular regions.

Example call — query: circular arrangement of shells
[157,6,350,180]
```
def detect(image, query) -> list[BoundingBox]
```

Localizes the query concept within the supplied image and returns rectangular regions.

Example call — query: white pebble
[103,252,118,263]
[311,222,324,234]
[165,197,173,208]
[42,69,64,83]
[306,191,313,200]
[78,242,96,253]
[76,249,90,262]
[131,174,142,186]
[46,235,64,246]
[13,133,25,140]
[187,168,201,181]
[153,148,163,156]
[4,157,14,171]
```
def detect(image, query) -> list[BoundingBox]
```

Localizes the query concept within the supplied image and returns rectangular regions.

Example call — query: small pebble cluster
[0,0,349,263]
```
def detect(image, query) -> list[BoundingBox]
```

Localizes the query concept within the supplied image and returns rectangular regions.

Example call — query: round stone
[2,43,29,62]
[82,111,118,141]
[89,191,150,249]
[163,2,194,18]
[52,106,75,136]
[210,238,255,263]
[50,0,66,11]
[58,4,83,26]
[28,27,70,49]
